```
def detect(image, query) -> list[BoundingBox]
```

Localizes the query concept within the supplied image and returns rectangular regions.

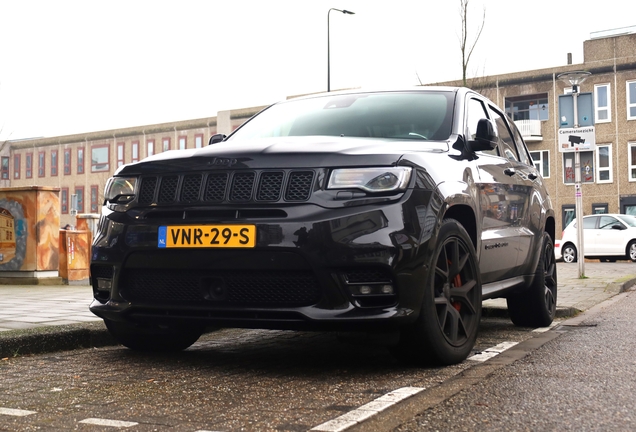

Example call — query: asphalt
[1,262,635,358]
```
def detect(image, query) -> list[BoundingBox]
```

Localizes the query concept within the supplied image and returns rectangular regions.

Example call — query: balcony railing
[514,119,542,142]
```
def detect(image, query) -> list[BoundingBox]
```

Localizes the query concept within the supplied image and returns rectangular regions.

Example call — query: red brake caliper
[448,260,463,312]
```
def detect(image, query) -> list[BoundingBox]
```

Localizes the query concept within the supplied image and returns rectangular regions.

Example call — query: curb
[0,322,116,359]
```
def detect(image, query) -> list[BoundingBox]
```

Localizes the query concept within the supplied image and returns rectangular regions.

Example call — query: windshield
[229,91,454,141]
[617,214,636,227]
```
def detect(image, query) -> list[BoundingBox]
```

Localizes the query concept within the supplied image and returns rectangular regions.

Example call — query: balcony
[514,119,542,143]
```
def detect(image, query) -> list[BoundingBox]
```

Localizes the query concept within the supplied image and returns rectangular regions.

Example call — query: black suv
[90,88,557,365]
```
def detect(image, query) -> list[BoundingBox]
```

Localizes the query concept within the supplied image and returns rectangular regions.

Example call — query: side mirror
[611,224,625,230]
[208,134,227,145]
[469,118,498,152]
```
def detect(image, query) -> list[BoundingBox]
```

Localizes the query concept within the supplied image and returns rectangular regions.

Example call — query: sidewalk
[1,262,635,357]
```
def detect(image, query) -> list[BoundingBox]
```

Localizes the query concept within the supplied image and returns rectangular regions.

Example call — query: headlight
[104,177,137,203]
[327,167,412,193]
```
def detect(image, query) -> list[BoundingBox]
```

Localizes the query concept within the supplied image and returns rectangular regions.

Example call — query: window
[563,151,594,184]
[596,144,612,183]
[467,98,497,155]
[530,150,550,178]
[51,150,58,176]
[77,147,84,174]
[38,151,45,177]
[61,188,68,214]
[179,136,187,150]
[75,186,84,213]
[90,185,99,213]
[195,134,203,149]
[629,142,636,182]
[562,204,575,230]
[592,203,608,214]
[147,139,155,157]
[13,154,20,179]
[621,196,636,216]
[489,106,519,162]
[117,142,125,168]
[132,141,139,163]
[505,94,549,121]
[628,80,636,120]
[91,146,110,172]
[1,157,9,179]
[595,84,611,123]
[25,153,32,178]
[162,138,170,152]
[64,149,71,175]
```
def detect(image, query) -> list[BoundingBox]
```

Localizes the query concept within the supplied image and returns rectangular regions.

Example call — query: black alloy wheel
[392,218,481,366]
[507,232,557,328]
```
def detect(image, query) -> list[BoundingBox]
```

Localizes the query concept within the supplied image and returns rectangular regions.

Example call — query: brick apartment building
[1,28,635,233]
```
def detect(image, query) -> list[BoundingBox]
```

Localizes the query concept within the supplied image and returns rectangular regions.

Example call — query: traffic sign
[558,126,596,152]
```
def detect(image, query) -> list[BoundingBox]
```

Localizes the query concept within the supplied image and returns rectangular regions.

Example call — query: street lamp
[327,8,355,92]
[557,71,591,278]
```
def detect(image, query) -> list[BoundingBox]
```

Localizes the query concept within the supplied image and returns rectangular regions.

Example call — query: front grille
[343,268,393,284]
[119,269,321,307]
[135,170,314,205]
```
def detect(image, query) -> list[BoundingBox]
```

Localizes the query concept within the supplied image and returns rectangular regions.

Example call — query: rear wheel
[507,232,557,327]
[561,243,577,263]
[104,319,204,352]
[392,219,481,366]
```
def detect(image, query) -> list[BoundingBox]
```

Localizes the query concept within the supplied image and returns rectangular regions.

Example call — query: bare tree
[459,0,485,86]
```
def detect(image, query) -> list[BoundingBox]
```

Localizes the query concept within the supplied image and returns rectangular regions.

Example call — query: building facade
[2,30,635,233]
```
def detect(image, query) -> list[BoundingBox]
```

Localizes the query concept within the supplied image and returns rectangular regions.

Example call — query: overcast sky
[0,0,633,141]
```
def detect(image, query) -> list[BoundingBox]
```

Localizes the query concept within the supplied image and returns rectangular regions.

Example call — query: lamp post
[327,8,355,92]
[557,71,592,278]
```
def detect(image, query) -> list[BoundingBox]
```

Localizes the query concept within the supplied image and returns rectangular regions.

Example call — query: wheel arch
[443,204,477,250]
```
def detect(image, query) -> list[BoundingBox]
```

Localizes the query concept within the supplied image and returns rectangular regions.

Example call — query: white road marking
[468,341,519,362]
[0,407,37,417]
[532,322,559,333]
[79,418,138,427]
[311,386,425,431]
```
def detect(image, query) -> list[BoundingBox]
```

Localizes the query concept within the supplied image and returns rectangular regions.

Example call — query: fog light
[97,278,112,291]
[359,285,372,295]
[380,284,394,294]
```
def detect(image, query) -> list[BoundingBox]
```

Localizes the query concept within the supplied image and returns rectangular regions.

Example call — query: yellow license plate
[158,225,256,248]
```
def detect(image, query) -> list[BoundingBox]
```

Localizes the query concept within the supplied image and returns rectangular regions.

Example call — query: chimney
[567,53,572,65]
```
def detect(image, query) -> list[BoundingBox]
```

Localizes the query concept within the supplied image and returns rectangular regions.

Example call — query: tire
[507,232,557,328]
[391,219,481,366]
[628,241,636,262]
[561,243,577,263]
[104,319,204,352]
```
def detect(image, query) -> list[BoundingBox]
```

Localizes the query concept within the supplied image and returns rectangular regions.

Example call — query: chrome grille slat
[137,170,313,205]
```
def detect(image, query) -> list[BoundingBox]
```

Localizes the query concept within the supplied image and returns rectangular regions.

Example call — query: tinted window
[230,92,454,141]
[489,106,519,162]
[599,216,619,229]
[583,216,598,229]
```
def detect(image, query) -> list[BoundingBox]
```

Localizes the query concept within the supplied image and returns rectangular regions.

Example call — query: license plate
[158,225,256,248]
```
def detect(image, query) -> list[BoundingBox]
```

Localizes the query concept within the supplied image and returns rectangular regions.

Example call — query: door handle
[504,168,516,176]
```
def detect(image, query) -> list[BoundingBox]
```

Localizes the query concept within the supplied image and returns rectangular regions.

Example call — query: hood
[116,136,449,175]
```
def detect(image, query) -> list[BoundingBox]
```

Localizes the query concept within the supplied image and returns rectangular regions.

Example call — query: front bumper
[90,190,437,331]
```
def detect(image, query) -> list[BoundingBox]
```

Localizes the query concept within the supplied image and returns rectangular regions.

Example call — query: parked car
[89,87,557,366]
[555,213,636,263]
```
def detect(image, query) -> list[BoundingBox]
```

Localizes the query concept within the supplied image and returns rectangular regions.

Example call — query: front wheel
[561,243,577,263]
[507,232,557,327]
[392,219,481,366]
[104,319,204,352]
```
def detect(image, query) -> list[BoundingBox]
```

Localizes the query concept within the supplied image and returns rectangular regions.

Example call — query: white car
[555,214,636,263]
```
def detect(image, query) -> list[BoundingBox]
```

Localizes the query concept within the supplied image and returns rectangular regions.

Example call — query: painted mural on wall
[0,187,60,272]
[0,199,27,270]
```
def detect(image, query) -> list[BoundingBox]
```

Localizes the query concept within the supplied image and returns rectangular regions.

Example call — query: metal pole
[573,89,585,277]
[327,9,331,92]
